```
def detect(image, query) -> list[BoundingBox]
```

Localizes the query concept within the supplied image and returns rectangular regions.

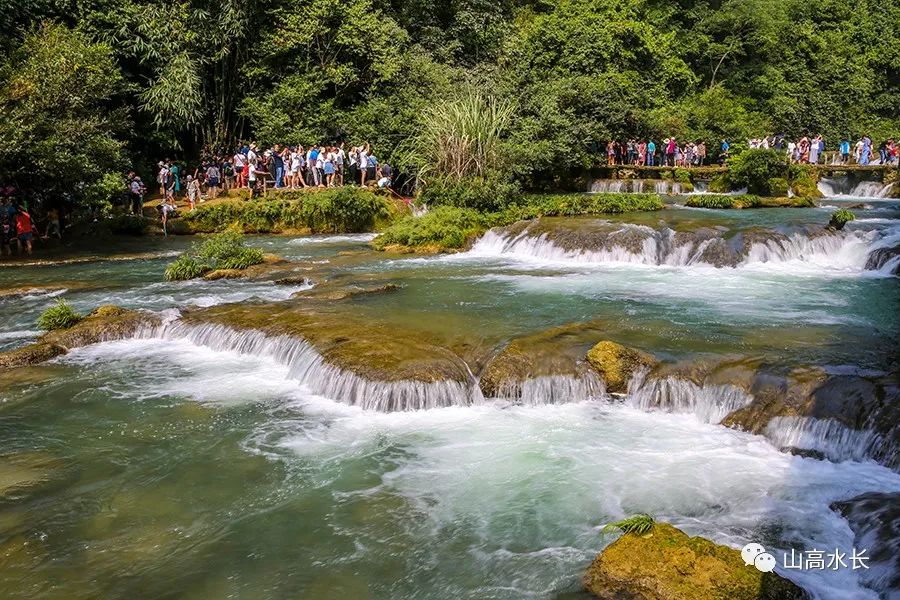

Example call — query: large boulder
[0,306,159,368]
[586,341,658,394]
[584,523,808,600]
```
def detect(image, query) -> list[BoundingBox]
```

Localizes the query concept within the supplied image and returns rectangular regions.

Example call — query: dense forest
[1,0,898,209]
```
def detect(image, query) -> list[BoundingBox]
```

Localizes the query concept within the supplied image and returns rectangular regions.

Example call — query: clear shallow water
[1,205,898,599]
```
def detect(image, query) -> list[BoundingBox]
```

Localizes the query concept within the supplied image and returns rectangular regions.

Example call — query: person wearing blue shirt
[646,140,656,166]
[840,139,850,164]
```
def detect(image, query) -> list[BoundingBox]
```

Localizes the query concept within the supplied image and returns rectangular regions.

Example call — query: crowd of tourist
[605,135,898,168]
[134,141,395,216]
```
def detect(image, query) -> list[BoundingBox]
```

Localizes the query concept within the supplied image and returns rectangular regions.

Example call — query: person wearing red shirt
[15,206,33,255]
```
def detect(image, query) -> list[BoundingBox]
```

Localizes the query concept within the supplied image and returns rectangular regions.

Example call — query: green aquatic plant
[829,209,855,230]
[37,299,82,331]
[601,514,655,536]
[164,231,265,281]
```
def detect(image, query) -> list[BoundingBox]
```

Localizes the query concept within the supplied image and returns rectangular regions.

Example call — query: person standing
[840,138,851,164]
[860,135,872,166]
[646,139,656,166]
[129,175,144,215]
[358,144,370,186]
[273,144,284,188]
[15,205,34,255]
[808,136,820,165]
[233,149,246,188]
[205,162,220,200]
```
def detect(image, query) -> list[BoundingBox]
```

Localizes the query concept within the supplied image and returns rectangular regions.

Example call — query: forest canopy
[0,0,897,197]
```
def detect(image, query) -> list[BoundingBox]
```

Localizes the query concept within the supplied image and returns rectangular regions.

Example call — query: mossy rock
[0,306,160,368]
[708,175,731,193]
[584,523,809,600]
[479,321,606,398]
[586,341,658,394]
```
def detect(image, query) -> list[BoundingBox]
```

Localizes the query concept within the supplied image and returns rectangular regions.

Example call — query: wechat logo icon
[741,542,777,573]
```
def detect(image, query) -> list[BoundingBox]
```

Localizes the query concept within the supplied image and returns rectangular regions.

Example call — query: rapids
[1,200,898,599]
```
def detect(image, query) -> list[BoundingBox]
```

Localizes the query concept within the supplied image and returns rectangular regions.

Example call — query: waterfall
[632,180,644,194]
[146,320,483,411]
[625,371,753,424]
[655,181,669,195]
[764,416,884,464]
[670,182,682,195]
[589,179,626,193]
[470,224,898,273]
[818,177,895,198]
[491,372,606,406]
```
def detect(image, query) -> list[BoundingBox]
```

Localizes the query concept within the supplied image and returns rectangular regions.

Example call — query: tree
[0,22,128,212]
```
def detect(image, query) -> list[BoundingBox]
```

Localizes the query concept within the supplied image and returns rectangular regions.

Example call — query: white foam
[288,233,377,245]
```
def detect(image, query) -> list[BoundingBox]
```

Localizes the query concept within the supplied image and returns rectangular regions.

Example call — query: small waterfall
[589,179,626,193]
[655,181,669,195]
[491,372,606,406]
[625,371,753,424]
[818,178,895,198]
[670,182,682,195]
[764,416,884,464]
[470,225,898,273]
[632,180,644,194]
[148,321,482,411]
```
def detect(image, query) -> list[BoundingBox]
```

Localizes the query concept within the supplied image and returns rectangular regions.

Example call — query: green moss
[767,177,789,196]
[584,523,808,600]
[673,169,693,184]
[586,340,657,394]
[708,175,731,193]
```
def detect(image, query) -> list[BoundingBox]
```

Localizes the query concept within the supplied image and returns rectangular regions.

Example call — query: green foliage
[768,178,789,197]
[37,299,82,331]
[829,209,855,230]
[601,514,655,536]
[726,149,788,195]
[0,23,127,216]
[419,176,522,212]
[181,189,394,233]
[673,169,693,184]
[108,215,150,235]
[164,231,265,281]
[372,206,491,250]
[787,165,822,198]
[684,194,762,209]
[407,91,514,181]
[164,254,208,281]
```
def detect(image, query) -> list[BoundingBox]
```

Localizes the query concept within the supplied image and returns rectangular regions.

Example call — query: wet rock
[292,283,400,301]
[202,254,296,281]
[782,447,826,460]
[864,243,900,274]
[0,306,159,368]
[831,492,900,597]
[181,302,474,385]
[583,523,808,600]
[479,321,606,399]
[586,341,658,394]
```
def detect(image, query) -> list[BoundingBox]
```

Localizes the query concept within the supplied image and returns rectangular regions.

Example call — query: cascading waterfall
[818,177,896,198]
[589,179,626,193]
[655,181,669,195]
[624,370,753,424]
[144,320,483,411]
[470,224,899,273]
[493,372,606,406]
[763,416,885,464]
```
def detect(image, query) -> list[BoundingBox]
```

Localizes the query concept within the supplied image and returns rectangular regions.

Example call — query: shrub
[418,175,522,212]
[373,206,491,251]
[37,299,82,331]
[108,214,149,235]
[164,230,265,281]
[788,164,822,198]
[180,188,395,233]
[601,514,655,536]
[708,175,731,193]
[829,209,855,230]
[164,254,208,281]
[684,194,761,209]
[673,169,692,184]
[767,177,789,197]
[726,149,788,195]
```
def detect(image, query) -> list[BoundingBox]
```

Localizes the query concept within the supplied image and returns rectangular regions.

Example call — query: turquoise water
[1,202,898,599]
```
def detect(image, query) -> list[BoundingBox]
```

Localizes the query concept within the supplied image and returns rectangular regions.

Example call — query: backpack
[310,149,319,161]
